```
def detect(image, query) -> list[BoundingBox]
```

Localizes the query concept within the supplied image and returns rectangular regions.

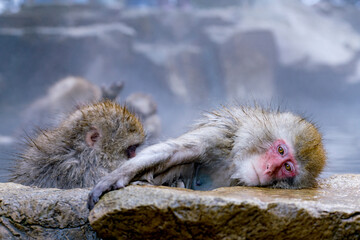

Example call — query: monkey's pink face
[256,139,298,185]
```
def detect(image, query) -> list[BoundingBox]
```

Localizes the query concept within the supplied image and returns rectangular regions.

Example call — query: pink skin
[258,139,298,185]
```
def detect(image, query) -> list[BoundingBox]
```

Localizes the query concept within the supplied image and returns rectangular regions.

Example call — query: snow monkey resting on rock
[11,101,145,189]
[88,105,326,209]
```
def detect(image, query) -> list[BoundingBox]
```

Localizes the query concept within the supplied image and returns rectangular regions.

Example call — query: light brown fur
[11,101,145,189]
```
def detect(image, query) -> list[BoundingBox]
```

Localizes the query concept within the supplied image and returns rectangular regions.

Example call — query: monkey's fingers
[87,191,100,211]
[87,174,130,210]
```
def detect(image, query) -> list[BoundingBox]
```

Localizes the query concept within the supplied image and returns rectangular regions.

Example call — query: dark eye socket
[126,145,138,158]
[277,146,285,155]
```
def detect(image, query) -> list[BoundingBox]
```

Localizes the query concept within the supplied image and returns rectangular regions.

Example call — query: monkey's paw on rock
[89,174,360,240]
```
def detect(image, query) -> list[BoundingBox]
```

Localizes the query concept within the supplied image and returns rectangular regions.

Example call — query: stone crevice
[1,215,91,230]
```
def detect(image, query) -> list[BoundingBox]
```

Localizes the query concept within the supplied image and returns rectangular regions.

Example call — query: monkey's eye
[126,145,138,158]
[284,162,292,172]
[277,146,285,155]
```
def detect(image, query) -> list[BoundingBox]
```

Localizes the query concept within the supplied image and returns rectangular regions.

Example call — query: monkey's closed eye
[126,145,138,158]
[277,146,285,155]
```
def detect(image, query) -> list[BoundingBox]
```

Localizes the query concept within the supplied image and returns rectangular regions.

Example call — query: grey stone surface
[0,183,97,240]
[89,174,360,239]
[1,175,360,239]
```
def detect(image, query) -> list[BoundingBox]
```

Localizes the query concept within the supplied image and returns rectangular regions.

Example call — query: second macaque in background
[21,76,161,142]
[21,76,123,130]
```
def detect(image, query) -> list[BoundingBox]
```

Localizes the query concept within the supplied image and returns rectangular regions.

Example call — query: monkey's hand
[88,126,224,210]
[87,170,132,210]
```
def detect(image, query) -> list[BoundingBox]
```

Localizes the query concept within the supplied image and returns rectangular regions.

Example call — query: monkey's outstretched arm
[88,125,226,209]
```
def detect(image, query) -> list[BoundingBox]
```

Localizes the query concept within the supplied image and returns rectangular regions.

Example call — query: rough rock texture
[0,183,97,240]
[1,175,359,239]
[89,174,360,240]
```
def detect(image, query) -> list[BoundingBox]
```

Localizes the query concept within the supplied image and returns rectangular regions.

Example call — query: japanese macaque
[88,105,326,209]
[11,101,145,189]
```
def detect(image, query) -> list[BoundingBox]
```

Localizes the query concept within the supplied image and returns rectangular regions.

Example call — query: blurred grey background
[1,0,360,181]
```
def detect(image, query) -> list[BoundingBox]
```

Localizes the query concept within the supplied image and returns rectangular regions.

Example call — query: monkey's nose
[265,164,273,175]
[264,160,283,175]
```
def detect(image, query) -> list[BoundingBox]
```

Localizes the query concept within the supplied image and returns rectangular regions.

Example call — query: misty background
[1,0,360,182]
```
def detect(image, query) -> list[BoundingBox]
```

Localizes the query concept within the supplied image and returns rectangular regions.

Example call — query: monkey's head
[230,109,326,189]
[61,101,145,171]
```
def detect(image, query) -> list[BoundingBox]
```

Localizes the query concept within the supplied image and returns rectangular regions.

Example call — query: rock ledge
[89,174,360,240]
[0,183,96,239]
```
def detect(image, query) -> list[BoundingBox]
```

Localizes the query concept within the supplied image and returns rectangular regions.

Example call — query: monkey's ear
[86,127,101,148]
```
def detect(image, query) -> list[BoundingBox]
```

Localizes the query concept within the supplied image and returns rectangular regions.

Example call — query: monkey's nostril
[265,164,272,174]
